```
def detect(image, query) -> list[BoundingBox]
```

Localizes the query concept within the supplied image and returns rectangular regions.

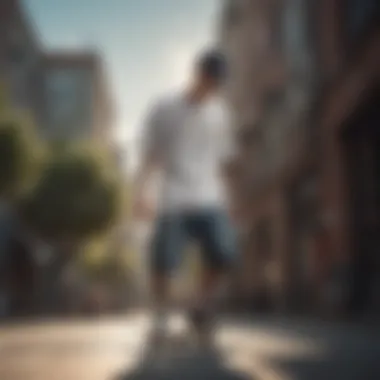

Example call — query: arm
[132,101,163,220]
[132,156,156,216]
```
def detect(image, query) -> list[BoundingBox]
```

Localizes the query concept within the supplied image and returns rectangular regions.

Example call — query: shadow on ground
[113,335,252,380]
[267,332,380,380]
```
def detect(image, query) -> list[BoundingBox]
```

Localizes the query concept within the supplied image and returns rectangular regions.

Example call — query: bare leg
[195,268,226,309]
[190,267,227,347]
[149,273,171,342]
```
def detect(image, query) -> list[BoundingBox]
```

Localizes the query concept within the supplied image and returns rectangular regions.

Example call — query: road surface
[0,313,379,380]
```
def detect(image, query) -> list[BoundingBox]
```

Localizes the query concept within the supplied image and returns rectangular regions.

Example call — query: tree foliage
[0,87,41,198]
[92,255,131,286]
[21,146,121,242]
[79,242,132,286]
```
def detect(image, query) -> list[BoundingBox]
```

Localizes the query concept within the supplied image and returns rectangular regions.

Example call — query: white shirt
[141,92,235,212]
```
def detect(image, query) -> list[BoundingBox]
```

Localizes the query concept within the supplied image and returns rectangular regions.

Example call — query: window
[7,27,28,66]
[271,4,285,52]
[344,0,379,45]
[49,70,92,138]
[281,0,311,71]
[49,70,77,94]
[222,0,243,29]
[255,219,272,260]
[284,0,306,51]
[47,71,76,130]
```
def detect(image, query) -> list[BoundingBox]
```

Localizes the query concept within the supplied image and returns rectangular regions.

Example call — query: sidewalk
[0,311,379,380]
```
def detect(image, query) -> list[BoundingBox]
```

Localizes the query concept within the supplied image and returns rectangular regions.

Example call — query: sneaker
[143,323,167,367]
[148,313,168,346]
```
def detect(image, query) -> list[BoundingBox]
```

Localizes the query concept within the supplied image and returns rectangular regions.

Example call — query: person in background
[133,49,237,347]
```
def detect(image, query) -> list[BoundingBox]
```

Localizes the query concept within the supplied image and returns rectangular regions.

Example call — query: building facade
[0,0,43,318]
[40,52,114,143]
[220,0,321,313]
[316,0,380,316]
[221,0,380,317]
[0,1,115,144]
[0,1,118,318]
[0,0,43,123]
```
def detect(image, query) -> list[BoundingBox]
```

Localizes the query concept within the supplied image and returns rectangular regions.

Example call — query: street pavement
[0,313,379,380]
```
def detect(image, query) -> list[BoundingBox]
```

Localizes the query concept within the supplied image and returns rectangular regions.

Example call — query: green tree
[92,255,131,285]
[0,87,41,198]
[21,146,121,246]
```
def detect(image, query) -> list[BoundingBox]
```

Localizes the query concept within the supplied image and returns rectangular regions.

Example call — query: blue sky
[24,0,220,169]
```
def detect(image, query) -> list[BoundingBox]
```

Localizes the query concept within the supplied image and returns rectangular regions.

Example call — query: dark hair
[197,49,227,83]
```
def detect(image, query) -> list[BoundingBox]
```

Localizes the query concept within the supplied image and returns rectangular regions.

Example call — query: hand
[132,195,155,221]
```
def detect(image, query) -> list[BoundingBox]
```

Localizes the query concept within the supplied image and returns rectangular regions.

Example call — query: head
[189,49,226,101]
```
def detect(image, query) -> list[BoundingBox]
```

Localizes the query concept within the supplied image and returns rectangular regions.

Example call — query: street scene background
[0,0,379,379]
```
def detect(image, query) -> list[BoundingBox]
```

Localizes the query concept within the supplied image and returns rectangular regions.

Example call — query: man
[133,49,237,346]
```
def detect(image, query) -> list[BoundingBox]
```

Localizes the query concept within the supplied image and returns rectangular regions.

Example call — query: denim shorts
[150,208,237,274]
